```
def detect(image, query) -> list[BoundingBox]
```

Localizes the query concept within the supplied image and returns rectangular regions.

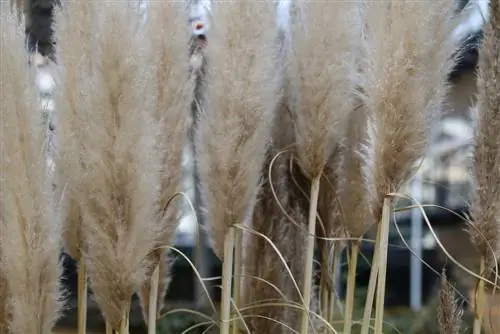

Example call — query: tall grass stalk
[339,101,372,334]
[221,228,236,334]
[232,231,243,334]
[473,258,486,334]
[317,164,344,329]
[196,0,279,332]
[300,177,321,334]
[196,0,278,257]
[52,2,95,333]
[287,1,359,331]
[361,229,380,334]
[119,306,130,334]
[468,1,500,333]
[138,0,194,329]
[319,247,330,322]
[106,322,113,334]
[53,2,166,331]
[328,244,342,326]
[343,241,360,334]
[77,262,87,334]
[373,197,392,334]
[242,100,307,333]
[359,0,457,331]
[147,265,160,334]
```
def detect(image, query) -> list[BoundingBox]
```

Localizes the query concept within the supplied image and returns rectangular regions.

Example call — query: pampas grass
[438,269,463,334]
[336,103,372,334]
[316,160,342,326]
[286,0,360,332]
[0,1,493,334]
[53,1,163,332]
[468,1,500,333]
[242,87,309,333]
[240,11,311,330]
[196,0,280,333]
[136,2,195,332]
[196,0,279,261]
[0,3,62,333]
[52,2,96,333]
[358,1,457,332]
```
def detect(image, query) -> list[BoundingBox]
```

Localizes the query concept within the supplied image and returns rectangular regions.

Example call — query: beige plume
[437,270,463,334]
[0,4,62,333]
[54,1,163,329]
[360,0,458,218]
[469,0,500,273]
[136,1,194,323]
[196,0,280,259]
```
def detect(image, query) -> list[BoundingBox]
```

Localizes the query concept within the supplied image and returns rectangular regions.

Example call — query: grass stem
[148,263,160,334]
[77,260,87,334]
[343,241,360,334]
[473,256,486,334]
[220,228,235,334]
[361,230,380,334]
[119,303,130,334]
[300,176,321,334]
[231,229,243,334]
[374,197,392,334]
[106,321,113,334]
[320,255,329,318]
[328,243,341,325]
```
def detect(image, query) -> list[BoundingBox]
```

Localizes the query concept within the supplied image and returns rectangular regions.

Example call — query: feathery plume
[316,104,370,285]
[316,151,344,324]
[0,4,62,333]
[243,91,311,333]
[469,0,500,274]
[52,0,95,265]
[54,1,162,329]
[437,270,463,334]
[315,104,370,276]
[136,1,194,323]
[287,1,360,332]
[196,0,280,259]
[468,1,500,332]
[196,3,279,332]
[288,0,359,180]
[338,103,372,238]
[53,3,101,333]
[359,2,458,333]
[361,0,457,219]
[336,102,373,334]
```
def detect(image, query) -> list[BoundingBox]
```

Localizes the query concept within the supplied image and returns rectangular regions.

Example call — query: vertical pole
[410,172,423,311]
